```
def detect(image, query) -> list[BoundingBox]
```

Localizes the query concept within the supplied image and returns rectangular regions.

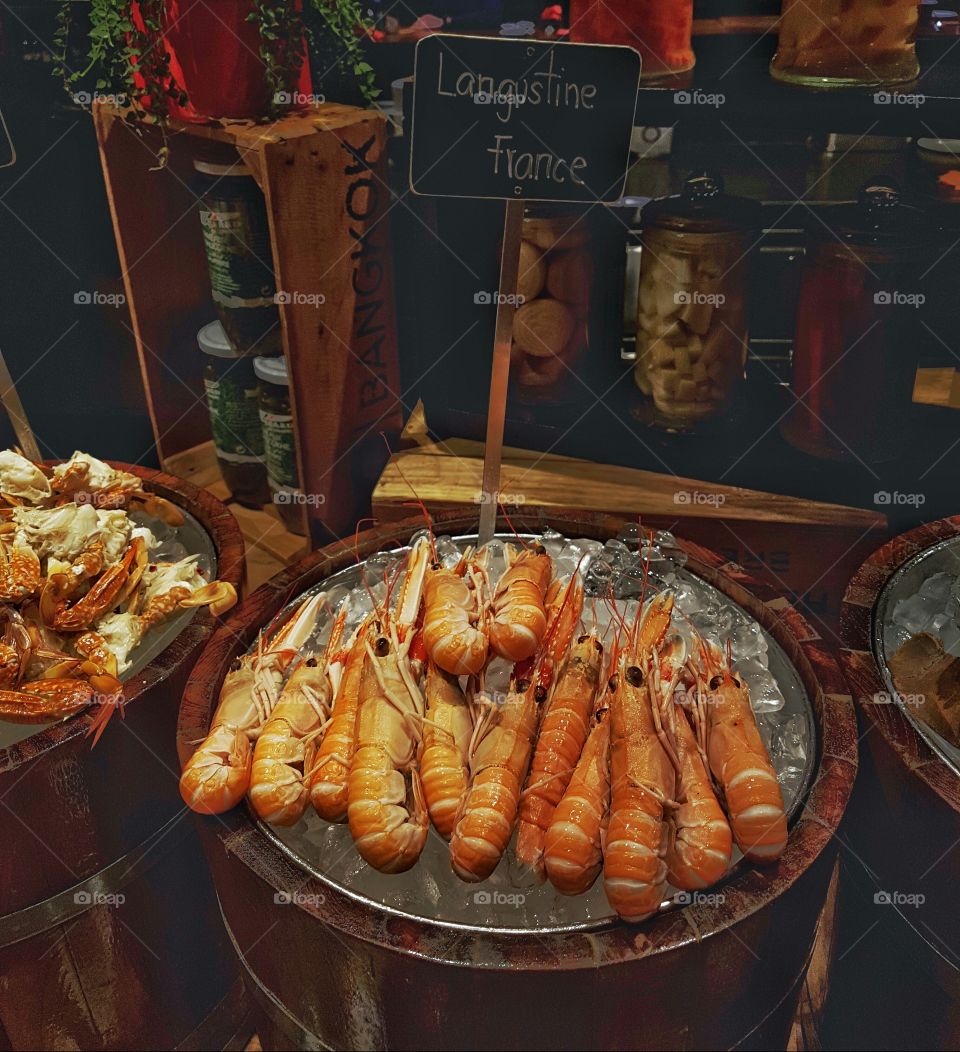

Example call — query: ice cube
[940,619,960,657]
[616,522,641,550]
[747,669,785,713]
[920,572,954,603]
[731,621,768,662]
[884,624,913,653]
[434,535,463,568]
[892,594,939,635]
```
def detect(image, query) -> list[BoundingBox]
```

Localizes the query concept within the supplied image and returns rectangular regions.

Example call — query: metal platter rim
[247,531,818,937]
[871,535,960,782]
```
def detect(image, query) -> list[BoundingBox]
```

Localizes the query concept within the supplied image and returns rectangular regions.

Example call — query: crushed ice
[889,571,960,657]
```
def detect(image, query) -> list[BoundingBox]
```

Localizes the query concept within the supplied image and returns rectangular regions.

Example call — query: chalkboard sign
[409,34,641,203]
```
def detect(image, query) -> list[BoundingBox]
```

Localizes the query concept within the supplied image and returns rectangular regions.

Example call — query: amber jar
[634,174,761,431]
[782,185,933,463]
[254,355,305,535]
[198,321,270,506]
[568,0,694,79]
[771,0,919,88]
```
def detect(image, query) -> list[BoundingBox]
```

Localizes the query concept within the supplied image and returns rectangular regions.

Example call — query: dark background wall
[0,1,156,464]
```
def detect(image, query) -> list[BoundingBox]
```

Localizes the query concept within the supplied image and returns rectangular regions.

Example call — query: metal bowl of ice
[252,529,817,934]
[874,536,960,778]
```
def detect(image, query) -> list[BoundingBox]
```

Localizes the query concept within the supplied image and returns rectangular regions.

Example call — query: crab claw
[140,494,185,527]
[181,581,238,618]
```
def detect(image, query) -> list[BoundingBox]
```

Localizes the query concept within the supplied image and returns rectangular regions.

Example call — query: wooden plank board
[373,442,887,628]
[164,441,307,592]
[92,105,214,463]
[374,449,886,529]
[256,109,403,544]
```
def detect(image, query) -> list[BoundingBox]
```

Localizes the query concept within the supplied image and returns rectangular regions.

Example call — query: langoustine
[346,537,431,872]
[488,542,552,662]
[515,578,594,876]
[419,660,473,838]
[698,640,787,864]
[543,698,611,896]
[449,666,541,883]
[248,607,349,826]
[180,591,326,815]
[308,617,371,822]
[421,547,488,676]
[603,592,682,923]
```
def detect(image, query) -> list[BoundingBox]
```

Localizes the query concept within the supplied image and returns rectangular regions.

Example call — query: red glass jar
[568,0,694,78]
[782,186,933,462]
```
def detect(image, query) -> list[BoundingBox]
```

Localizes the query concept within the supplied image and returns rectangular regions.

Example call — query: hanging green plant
[249,0,307,112]
[54,0,379,120]
[54,0,183,117]
[305,0,380,108]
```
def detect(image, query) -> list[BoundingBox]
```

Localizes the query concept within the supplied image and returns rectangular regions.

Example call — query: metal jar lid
[197,320,238,359]
[193,157,253,178]
[254,354,289,386]
[811,183,934,249]
[641,172,762,234]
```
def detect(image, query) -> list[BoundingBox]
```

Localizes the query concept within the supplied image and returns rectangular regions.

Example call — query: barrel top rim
[0,460,244,772]
[840,513,960,814]
[180,508,857,964]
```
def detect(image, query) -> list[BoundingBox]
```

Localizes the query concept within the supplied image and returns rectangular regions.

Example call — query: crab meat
[0,451,51,504]
[12,503,135,565]
[52,451,138,494]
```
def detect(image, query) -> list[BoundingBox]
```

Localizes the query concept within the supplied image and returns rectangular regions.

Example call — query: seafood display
[0,450,236,731]
[185,525,812,926]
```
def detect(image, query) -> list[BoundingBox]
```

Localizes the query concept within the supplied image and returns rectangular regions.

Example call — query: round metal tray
[251,533,817,935]
[872,534,960,780]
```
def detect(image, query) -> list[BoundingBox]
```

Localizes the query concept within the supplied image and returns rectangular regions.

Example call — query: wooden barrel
[837,517,960,1048]
[179,510,856,1052]
[0,464,248,1051]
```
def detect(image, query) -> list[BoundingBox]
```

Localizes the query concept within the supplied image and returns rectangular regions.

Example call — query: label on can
[259,409,298,487]
[204,376,264,462]
[199,205,276,307]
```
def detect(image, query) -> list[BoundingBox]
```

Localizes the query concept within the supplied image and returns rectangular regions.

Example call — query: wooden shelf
[632,33,960,135]
[92,102,403,546]
[165,442,308,591]
[376,406,887,630]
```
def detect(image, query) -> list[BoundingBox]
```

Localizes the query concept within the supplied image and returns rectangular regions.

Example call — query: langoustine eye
[625,666,643,687]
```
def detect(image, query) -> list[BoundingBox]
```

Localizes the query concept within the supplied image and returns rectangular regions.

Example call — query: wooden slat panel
[92,105,213,462]
[258,110,403,543]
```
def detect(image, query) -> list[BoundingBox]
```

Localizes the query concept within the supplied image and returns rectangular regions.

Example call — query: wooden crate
[92,103,402,545]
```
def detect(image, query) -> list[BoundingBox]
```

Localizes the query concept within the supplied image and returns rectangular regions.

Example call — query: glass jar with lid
[633,173,761,431]
[509,204,595,403]
[770,0,919,88]
[782,185,935,463]
[568,0,694,79]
